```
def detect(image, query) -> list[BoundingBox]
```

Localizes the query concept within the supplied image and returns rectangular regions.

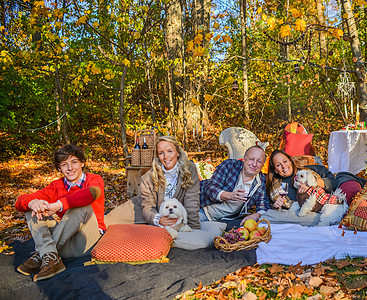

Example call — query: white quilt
[256,223,367,266]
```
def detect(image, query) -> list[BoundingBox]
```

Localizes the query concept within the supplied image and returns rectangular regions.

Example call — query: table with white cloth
[328,130,367,175]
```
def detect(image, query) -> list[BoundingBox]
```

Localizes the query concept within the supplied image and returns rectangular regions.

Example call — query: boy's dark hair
[54,144,86,170]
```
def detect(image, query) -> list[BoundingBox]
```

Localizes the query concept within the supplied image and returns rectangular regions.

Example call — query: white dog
[292,169,348,226]
[159,198,192,239]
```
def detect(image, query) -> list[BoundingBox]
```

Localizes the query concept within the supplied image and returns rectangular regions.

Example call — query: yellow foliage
[91,65,101,75]
[342,13,348,19]
[191,98,200,106]
[280,25,291,38]
[93,21,99,28]
[262,14,267,21]
[213,22,220,29]
[258,7,262,14]
[204,94,213,102]
[290,8,302,18]
[205,33,213,41]
[213,35,221,42]
[295,19,306,31]
[332,28,343,40]
[134,32,141,39]
[105,72,115,80]
[77,15,88,25]
[83,75,90,83]
[278,19,284,25]
[194,34,203,44]
[34,1,45,7]
[267,17,276,30]
[187,40,194,52]
[173,70,181,76]
[193,46,204,57]
[222,35,233,43]
[122,58,130,66]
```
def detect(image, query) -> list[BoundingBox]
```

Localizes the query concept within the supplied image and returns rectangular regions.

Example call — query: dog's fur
[291,169,348,226]
[159,198,192,239]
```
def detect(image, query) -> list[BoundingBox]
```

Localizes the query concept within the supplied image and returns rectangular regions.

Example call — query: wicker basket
[140,149,154,167]
[214,219,271,252]
[131,130,157,167]
[131,149,141,166]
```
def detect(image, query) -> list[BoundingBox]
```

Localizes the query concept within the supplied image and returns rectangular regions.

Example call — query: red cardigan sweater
[15,173,106,231]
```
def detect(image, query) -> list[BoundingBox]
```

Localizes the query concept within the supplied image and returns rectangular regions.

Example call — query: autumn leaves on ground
[0,135,366,299]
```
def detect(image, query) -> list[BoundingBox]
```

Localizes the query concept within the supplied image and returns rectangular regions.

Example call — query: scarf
[162,162,179,198]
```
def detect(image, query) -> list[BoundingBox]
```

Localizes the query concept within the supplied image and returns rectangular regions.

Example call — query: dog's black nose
[169,208,174,214]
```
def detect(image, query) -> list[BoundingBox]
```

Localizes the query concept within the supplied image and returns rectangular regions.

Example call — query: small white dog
[292,169,348,226]
[159,198,192,239]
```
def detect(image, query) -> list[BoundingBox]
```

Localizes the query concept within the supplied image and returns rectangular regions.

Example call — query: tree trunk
[240,0,249,120]
[165,0,183,114]
[315,0,326,56]
[55,68,70,144]
[119,65,129,157]
[144,36,156,125]
[341,0,367,120]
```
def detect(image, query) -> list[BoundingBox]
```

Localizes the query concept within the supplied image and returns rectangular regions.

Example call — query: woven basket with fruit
[214,219,271,252]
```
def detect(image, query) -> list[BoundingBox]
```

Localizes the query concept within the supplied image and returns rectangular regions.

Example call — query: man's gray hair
[244,145,266,158]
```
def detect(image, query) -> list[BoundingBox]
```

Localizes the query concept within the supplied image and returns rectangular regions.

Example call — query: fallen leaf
[288,262,304,274]
[307,294,322,300]
[241,291,257,300]
[319,285,339,295]
[282,285,306,298]
[335,259,350,269]
[268,264,284,274]
[309,276,323,287]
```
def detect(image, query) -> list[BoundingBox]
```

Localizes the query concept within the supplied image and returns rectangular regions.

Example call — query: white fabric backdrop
[328,130,367,174]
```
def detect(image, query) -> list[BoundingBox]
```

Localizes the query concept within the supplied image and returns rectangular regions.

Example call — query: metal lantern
[232,80,239,92]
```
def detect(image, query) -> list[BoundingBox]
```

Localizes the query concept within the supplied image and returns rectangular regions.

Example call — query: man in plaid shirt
[200,146,271,225]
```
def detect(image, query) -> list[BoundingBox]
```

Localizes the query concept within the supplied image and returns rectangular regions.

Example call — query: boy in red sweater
[15,144,105,281]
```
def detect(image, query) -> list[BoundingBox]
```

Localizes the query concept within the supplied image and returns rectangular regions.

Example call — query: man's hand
[222,189,248,202]
[159,216,178,227]
[240,212,261,226]
[28,199,51,220]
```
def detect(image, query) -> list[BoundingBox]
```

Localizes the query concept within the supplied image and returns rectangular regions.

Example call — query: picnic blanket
[0,237,255,300]
[256,223,367,266]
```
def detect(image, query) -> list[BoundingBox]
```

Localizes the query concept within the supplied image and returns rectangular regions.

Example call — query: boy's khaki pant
[25,205,101,258]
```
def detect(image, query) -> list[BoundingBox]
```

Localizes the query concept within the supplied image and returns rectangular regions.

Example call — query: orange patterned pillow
[340,187,367,231]
[91,224,173,264]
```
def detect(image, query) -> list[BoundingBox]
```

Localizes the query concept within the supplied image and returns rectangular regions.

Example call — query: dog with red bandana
[291,169,348,226]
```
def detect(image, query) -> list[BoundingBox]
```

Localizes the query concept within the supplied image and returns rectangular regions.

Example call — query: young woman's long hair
[151,136,193,193]
[266,149,298,196]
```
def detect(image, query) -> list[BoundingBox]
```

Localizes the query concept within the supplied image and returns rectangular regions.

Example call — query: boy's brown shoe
[17,251,42,275]
[33,252,66,282]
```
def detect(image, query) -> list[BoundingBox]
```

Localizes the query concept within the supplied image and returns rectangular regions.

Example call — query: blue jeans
[199,208,209,222]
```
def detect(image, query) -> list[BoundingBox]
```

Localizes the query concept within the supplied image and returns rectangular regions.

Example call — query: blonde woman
[140,136,200,229]
[105,136,201,229]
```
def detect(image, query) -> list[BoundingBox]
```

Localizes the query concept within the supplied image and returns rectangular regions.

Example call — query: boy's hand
[42,201,63,217]
[28,199,51,219]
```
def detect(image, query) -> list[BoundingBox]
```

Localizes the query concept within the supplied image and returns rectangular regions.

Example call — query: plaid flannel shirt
[200,159,271,212]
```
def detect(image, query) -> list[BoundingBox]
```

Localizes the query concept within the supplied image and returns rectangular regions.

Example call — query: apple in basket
[243,219,257,232]
[236,227,250,240]
[249,229,263,239]
[257,227,266,235]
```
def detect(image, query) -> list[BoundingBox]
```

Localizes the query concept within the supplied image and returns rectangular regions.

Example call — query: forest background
[1,0,367,162]
[1,0,367,298]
